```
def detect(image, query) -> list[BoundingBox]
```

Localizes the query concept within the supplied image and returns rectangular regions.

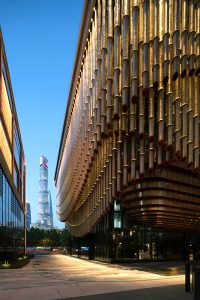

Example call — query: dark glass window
[114,200,122,229]
[21,163,25,202]
[14,123,21,169]
[0,168,25,260]
[0,168,3,235]
[2,60,13,111]
[114,212,122,228]
[14,163,19,191]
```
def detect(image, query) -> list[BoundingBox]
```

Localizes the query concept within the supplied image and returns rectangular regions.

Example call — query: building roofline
[0,29,25,161]
[54,0,95,184]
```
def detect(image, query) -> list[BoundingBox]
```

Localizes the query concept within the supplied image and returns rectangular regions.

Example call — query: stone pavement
[0,254,193,300]
[63,285,192,300]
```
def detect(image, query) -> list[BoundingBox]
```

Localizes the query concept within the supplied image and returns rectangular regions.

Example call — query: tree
[60,229,71,248]
[26,228,61,248]
[38,237,53,248]
[48,229,61,247]
[26,228,45,247]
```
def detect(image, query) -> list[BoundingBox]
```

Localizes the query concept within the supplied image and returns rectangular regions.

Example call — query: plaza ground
[0,254,193,300]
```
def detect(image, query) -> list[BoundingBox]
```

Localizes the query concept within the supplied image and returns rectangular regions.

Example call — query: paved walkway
[64,285,192,300]
[0,255,193,300]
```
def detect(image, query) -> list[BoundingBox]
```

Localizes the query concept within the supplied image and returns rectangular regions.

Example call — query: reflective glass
[14,123,21,169]
[0,168,25,260]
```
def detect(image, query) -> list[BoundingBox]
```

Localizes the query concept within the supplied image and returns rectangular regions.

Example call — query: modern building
[55,1,200,262]
[38,156,54,229]
[26,201,31,230]
[38,156,51,229]
[49,190,54,228]
[0,30,26,260]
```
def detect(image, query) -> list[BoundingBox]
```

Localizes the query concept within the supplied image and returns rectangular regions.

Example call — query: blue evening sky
[0,0,84,228]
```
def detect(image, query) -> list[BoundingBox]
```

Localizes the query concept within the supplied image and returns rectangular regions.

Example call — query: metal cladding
[55,0,200,237]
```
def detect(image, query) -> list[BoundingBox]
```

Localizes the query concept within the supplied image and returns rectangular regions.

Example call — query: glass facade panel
[0,170,2,230]
[114,212,122,229]
[14,163,19,191]
[0,34,25,261]
[21,163,25,203]
[114,200,122,229]
[1,72,12,141]
[0,167,25,260]
[114,200,120,212]
[66,207,200,263]
[0,120,12,173]
[14,123,21,169]
[2,61,12,110]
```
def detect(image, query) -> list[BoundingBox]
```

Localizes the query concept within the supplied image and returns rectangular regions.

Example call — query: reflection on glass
[0,168,25,260]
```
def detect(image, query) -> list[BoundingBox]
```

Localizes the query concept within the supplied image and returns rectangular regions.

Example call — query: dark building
[55,1,200,262]
[26,201,31,230]
[0,30,26,260]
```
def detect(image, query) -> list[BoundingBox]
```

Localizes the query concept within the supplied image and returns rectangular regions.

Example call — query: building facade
[49,190,54,228]
[0,31,26,260]
[55,0,200,262]
[38,156,51,229]
[26,201,31,230]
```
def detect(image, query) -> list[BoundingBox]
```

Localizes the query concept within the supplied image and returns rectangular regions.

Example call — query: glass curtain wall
[0,167,24,260]
[67,202,200,262]
[0,32,25,261]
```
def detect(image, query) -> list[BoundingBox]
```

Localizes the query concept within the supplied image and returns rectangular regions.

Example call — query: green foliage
[60,229,71,247]
[26,228,62,247]
[38,237,53,248]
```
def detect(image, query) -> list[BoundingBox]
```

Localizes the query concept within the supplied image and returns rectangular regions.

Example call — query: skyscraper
[38,156,50,229]
[49,190,54,228]
[26,201,31,230]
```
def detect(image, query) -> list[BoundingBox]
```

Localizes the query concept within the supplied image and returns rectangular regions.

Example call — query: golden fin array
[55,0,200,237]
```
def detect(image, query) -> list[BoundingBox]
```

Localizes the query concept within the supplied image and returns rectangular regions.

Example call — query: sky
[0,0,84,228]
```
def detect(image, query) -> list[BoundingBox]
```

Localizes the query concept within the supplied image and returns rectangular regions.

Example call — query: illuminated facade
[49,190,54,228]
[55,1,200,261]
[0,31,26,260]
[26,201,31,230]
[38,156,51,229]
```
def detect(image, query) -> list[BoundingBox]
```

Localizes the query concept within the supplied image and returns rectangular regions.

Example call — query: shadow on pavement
[61,285,192,300]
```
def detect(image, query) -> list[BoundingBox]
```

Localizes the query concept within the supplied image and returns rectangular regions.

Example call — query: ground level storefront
[68,204,200,263]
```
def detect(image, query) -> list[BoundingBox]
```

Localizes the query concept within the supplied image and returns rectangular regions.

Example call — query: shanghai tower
[38,156,50,228]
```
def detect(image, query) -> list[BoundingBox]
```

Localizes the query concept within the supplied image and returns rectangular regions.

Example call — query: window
[114,212,122,229]
[2,60,12,111]
[14,124,21,169]
[21,163,25,202]
[114,200,121,212]
[114,200,122,229]
[14,163,19,192]
[0,168,3,228]
[0,120,12,173]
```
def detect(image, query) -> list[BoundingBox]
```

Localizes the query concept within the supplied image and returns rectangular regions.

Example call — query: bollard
[185,262,191,292]
[193,267,200,300]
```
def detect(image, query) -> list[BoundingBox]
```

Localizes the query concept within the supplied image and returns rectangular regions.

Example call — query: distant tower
[38,156,50,228]
[49,190,54,228]
[26,201,31,230]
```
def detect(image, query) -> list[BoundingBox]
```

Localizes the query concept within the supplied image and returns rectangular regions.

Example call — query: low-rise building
[0,30,26,260]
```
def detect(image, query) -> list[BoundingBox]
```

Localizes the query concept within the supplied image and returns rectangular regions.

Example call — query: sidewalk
[89,258,185,276]
[0,255,193,300]
[63,285,192,300]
